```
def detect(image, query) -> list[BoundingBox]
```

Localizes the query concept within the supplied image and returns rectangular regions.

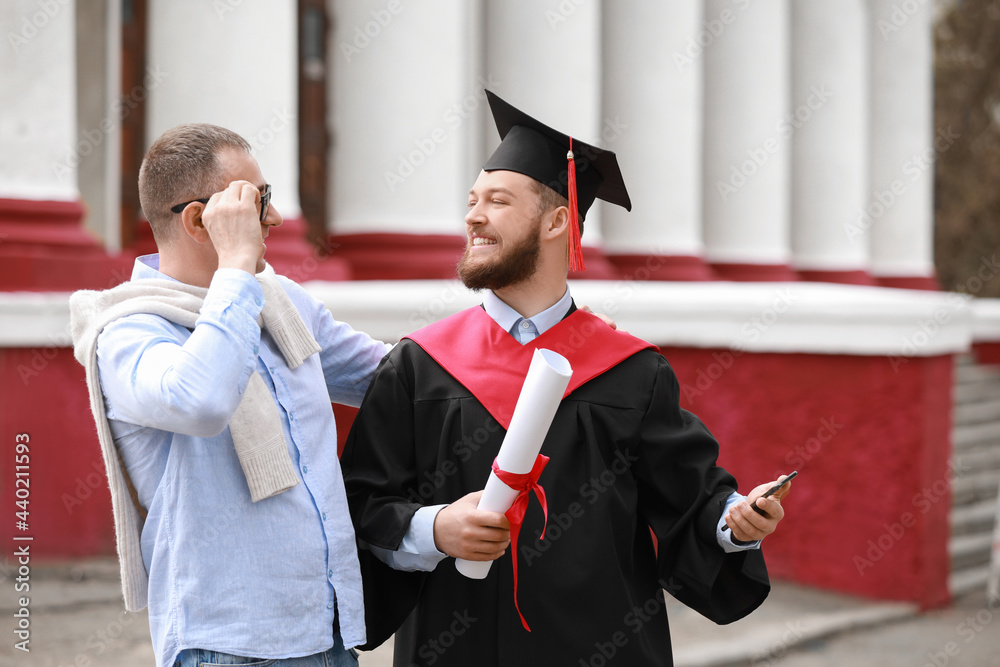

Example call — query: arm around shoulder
[341,346,424,550]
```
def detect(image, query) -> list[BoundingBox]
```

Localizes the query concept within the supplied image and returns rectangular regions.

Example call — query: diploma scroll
[455,348,572,579]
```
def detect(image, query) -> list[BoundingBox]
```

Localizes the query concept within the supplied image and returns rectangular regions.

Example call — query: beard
[457,217,542,291]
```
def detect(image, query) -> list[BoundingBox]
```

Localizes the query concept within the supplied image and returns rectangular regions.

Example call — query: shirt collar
[482,287,573,337]
[131,253,178,282]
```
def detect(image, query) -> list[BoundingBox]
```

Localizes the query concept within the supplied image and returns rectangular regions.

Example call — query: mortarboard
[483,90,632,272]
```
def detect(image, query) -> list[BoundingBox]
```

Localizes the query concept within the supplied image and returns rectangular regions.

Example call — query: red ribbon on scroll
[490,453,550,632]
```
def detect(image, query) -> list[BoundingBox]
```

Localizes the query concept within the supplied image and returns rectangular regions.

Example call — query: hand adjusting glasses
[170,184,272,223]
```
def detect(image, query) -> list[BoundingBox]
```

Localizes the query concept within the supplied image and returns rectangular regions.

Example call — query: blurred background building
[1,0,999,613]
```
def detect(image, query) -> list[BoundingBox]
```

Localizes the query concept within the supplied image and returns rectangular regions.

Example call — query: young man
[342,91,792,666]
[71,124,387,667]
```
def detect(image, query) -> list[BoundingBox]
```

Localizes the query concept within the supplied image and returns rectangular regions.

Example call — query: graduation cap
[483,90,632,273]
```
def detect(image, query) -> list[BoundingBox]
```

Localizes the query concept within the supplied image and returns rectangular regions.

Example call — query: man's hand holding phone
[724,471,796,543]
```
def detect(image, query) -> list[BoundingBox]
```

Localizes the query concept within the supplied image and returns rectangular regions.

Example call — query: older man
[72,124,386,667]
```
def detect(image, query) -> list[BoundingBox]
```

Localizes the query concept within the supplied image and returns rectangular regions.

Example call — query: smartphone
[751,471,798,516]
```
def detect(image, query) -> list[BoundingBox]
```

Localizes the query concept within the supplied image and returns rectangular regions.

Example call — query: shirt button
[327,602,334,609]
[322,513,327,521]
[328,569,333,578]
[521,321,530,329]
[254,297,262,306]
[253,345,259,355]
[301,465,308,474]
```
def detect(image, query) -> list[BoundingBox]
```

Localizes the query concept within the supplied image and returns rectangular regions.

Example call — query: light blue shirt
[380,288,758,572]
[96,255,389,667]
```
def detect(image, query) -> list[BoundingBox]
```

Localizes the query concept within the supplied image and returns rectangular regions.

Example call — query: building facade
[2,0,998,608]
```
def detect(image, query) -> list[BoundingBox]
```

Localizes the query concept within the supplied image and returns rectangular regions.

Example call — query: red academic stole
[406,306,656,630]
[404,307,656,430]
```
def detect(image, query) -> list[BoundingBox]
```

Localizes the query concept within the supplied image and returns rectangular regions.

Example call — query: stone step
[953,421,1000,451]
[953,445,1000,473]
[951,498,998,536]
[955,353,974,367]
[949,357,1000,587]
[952,470,1000,506]
[949,564,993,598]
[949,532,994,571]
[956,363,1000,386]
[954,375,1000,404]
[953,398,1000,426]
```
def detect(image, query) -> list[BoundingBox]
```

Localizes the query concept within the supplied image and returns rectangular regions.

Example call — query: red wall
[0,349,116,558]
[973,341,1000,366]
[0,345,953,608]
[661,347,952,609]
[0,352,362,559]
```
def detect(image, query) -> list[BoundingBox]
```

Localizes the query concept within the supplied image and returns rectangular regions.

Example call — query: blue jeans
[174,634,358,667]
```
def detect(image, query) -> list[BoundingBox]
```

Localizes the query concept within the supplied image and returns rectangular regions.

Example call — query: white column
[76,0,123,251]
[867,0,936,282]
[484,0,604,246]
[702,0,793,277]
[601,0,708,278]
[329,0,479,235]
[0,0,79,202]
[147,0,300,219]
[790,0,871,280]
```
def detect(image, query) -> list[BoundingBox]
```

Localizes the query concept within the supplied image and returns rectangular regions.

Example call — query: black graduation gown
[341,309,769,667]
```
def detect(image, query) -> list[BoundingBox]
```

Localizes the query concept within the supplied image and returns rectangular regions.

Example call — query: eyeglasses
[170,184,272,223]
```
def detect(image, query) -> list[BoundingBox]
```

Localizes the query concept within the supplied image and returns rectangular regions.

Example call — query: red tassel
[566,138,585,273]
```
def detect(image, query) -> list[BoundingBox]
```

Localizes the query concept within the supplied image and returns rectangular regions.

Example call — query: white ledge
[306,280,974,357]
[971,299,1000,343]
[0,281,981,357]
[0,292,74,347]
